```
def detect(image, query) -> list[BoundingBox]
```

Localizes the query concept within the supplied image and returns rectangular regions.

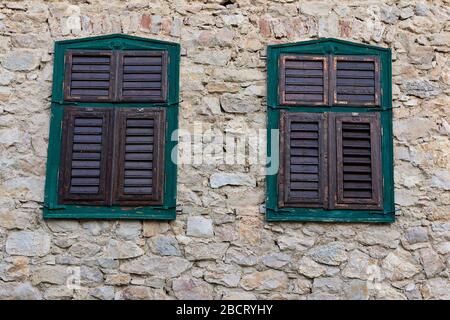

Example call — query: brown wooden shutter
[117,51,168,102]
[58,107,112,205]
[329,113,382,210]
[64,51,115,102]
[113,108,165,205]
[331,56,380,106]
[279,55,328,106]
[279,111,327,207]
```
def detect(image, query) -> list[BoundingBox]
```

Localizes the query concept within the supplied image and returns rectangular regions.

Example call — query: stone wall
[0,0,449,300]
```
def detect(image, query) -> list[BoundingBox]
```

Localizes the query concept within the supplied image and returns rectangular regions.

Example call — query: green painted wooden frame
[266,38,395,223]
[44,34,180,220]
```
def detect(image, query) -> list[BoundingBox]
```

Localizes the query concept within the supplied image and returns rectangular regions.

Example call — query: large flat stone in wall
[5,231,51,257]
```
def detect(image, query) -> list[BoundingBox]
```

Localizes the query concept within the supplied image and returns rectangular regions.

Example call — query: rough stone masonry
[0,0,449,300]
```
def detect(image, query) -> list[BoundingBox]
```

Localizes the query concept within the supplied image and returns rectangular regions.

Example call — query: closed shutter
[332,56,380,106]
[58,107,112,204]
[118,51,168,102]
[113,108,165,205]
[279,112,327,207]
[279,55,328,106]
[64,51,115,102]
[329,113,382,210]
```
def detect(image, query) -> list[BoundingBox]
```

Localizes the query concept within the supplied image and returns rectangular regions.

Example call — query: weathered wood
[328,113,383,210]
[117,51,167,102]
[113,108,165,206]
[278,112,327,208]
[332,56,381,106]
[64,50,115,102]
[58,107,112,205]
[279,55,328,106]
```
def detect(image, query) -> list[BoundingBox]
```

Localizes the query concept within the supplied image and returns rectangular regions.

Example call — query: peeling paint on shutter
[118,51,168,102]
[331,56,380,106]
[279,55,329,106]
[113,108,165,205]
[279,111,327,207]
[329,113,383,210]
[58,107,112,205]
[64,51,115,102]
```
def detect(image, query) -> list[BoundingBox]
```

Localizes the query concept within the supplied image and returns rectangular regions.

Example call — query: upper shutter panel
[279,55,328,106]
[118,51,168,102]
[279,112,326,208]
[58,107,112,205]
[332,56,380,106]
[113,108,165,205]
[64,51,115,102]
[329,113,382,210]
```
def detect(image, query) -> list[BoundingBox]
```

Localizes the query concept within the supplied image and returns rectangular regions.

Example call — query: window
[267,38,394,223]
[44,34,179,220]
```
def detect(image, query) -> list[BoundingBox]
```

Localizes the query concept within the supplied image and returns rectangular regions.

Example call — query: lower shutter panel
[58,108,111,205]
[279,112,326,207]
[329,113,382,210]
[114,108,165,205]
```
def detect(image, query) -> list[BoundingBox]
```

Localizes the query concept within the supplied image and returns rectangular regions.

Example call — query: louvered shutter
[279,55,328,106]
[58,107,112,205]
[329,113,382,210]
[279,112,326,207]
[64,51,115,102]
[113,108,165,205]
[332,56,380,106]
[117,51,168,102]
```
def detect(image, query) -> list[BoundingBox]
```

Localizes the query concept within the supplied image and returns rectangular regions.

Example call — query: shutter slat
[124,178,153,186]
[285,85,324,93]
[72,152,101,160]
[123,57,162,65]
[74,127,103,134]
[336,86,375,95]
[72,56,110,64]
[71,169,100,177]
[71,81,111,89]
[124,170,153,178]
[123,65,162,73]
[337,62,375,70]
[333,56,380,106]
[285,77,323,85]
[118,51,167,102]
[71,73,110,81]
[124,187,153,194]
[126,119,154,127]
[285,94,324,102]
[336,78,375,87]
[123,74,162,81]
[72,65,111,72]
[285,69,323,77]
[279,56,328,105]
[71,160,100,168]
[336,70,374,78]
[290,148,319,156]
[125,153,153,161]
[73,135,102,143]
[122,82,162,89]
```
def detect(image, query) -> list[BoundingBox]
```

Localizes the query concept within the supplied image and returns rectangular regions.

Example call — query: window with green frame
[266,38,395,223]
[44,34,179,220]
